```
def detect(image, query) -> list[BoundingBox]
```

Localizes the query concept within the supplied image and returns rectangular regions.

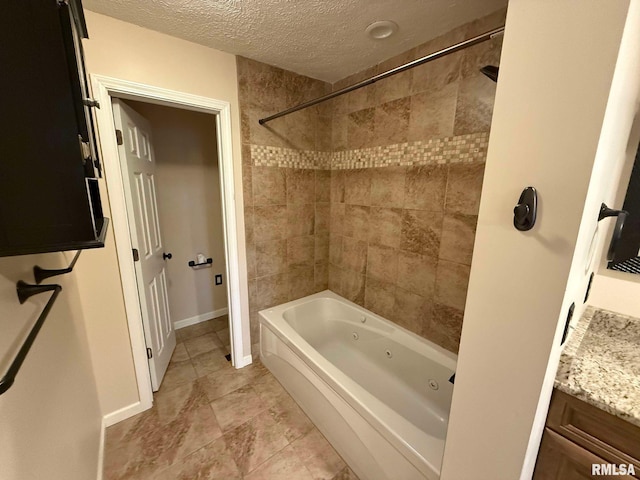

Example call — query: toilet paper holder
[188,255,212,268]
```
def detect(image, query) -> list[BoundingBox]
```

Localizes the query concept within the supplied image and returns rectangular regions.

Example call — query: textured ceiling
[83,0,508,83]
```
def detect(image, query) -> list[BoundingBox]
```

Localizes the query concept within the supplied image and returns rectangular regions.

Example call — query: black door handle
[598,203,628,262]
[163,252,172,260]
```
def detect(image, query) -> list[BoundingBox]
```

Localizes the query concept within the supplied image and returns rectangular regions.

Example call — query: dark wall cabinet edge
[0,219,109,258]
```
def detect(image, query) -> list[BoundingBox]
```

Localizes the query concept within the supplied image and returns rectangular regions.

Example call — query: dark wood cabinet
[534,390,640,479]
[0,0,107,257]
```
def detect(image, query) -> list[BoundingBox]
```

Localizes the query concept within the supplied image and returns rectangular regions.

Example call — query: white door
[112,99,176,392]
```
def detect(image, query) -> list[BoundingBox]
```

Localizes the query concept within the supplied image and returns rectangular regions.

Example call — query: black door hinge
[147,347,153,359]
[132,248,139,262]
[115,129,123,146]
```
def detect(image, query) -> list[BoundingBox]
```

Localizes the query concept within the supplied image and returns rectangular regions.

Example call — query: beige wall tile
[397,251,437,298]
[315,170,331,203]
[254,205,287,241]
[370,166,406,208]
[454,73,497,135]
[368,207,402,249]
[314,234,330,265]
[256,239,287,277]
[408,83,457,142]
[445,162,485,215]
[400,209,443,257]
[314,263,329,291]
[341,269,366,306]
[257,273,289,310]
[287,236,315,267]
[342,237,368,274]
[347,108,375,150]
[330,170,345,204]
[253,167,286,205]
[343,205,370,241]
[425,303,464,353]
[344,169,371,205]
[331,114,348,151]
[287,203,315,238]
[391,288,430,335]
[434,260,471,311]
[366,245,399,284]
[315,203,330,235]
[364,277,396,319]
[404,165,448,211]
[286,169,315,204]
[329,235,343,267]
[329,202,345,236]
[374,98,410,146]
[439,213,478,265]
[288,265,316,300]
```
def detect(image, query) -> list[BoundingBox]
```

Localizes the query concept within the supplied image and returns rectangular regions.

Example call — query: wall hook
[598,203,628,262]
[514,187,537,231]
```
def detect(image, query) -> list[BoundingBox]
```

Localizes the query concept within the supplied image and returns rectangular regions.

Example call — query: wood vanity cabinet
[533,389,640,479]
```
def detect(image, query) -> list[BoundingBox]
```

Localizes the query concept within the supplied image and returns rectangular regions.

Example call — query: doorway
[91,75,250,422]
[114,98,233,391]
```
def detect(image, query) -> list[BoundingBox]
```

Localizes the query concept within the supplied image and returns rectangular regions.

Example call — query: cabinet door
[534,429,635,479]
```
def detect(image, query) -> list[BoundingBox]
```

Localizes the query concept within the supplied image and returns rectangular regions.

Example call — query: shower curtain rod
[259,25,505,125]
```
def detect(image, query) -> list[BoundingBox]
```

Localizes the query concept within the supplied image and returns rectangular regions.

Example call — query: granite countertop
[555,306,640,427]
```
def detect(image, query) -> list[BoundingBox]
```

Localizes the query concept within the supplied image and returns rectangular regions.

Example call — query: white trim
[238,354,253,368]
[102,401,148,427]
[96,419,106,480]
[90,75,250,424]
[174,307,229,330]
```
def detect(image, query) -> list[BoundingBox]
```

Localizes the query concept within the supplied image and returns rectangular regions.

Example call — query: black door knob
[513,187,537,231]
[163,252,172,260]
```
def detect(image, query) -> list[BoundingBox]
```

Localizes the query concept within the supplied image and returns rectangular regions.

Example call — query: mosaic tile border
[250,132,489,170]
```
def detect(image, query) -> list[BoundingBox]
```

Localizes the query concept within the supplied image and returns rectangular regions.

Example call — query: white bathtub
[259,290,457,480]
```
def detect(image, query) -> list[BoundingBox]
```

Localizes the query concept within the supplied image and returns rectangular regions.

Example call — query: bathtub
[259,290,457,480]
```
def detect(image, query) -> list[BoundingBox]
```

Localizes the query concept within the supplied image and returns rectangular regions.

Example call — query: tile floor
[104,316,359,480]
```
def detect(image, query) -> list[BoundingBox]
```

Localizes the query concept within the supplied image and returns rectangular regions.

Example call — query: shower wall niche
[238,7,506,353]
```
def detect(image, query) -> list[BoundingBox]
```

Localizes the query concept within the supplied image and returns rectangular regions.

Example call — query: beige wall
[441,1,635,478]
[0,253,101,480]
[126,101,228,324]
[78,11,247,418]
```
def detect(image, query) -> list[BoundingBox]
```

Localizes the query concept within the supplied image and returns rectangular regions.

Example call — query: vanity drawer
[547,389,640,468]
[534,428,634,479]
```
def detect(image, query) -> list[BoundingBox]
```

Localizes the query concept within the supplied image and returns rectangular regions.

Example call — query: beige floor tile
[292,428,346,480]
[210,385,267,431]
[170,342,189,363]
[268,397,314,443]
[154,438,242,480]
[184,332,224,358]
[154,380,209,426]
[216,327,231,348]
[176,321,215,342]
[331,466,361,480]
[252,372,290,407]
[224,409,289,475]
[244,444,315,480]
[206,315,229,332]
[191,348,230,378]
[160,359,198,392]
[197,361,268,401]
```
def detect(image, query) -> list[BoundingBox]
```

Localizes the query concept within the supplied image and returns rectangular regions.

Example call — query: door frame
[91,75,251,419]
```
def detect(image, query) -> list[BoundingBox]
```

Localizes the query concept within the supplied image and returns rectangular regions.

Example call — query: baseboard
[235,353,253,368]
[103,400,149,428]
[96,418,106,480]
[174,307,228,330]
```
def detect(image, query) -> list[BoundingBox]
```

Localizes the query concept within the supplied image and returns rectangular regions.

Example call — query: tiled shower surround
[239,8,506,353]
